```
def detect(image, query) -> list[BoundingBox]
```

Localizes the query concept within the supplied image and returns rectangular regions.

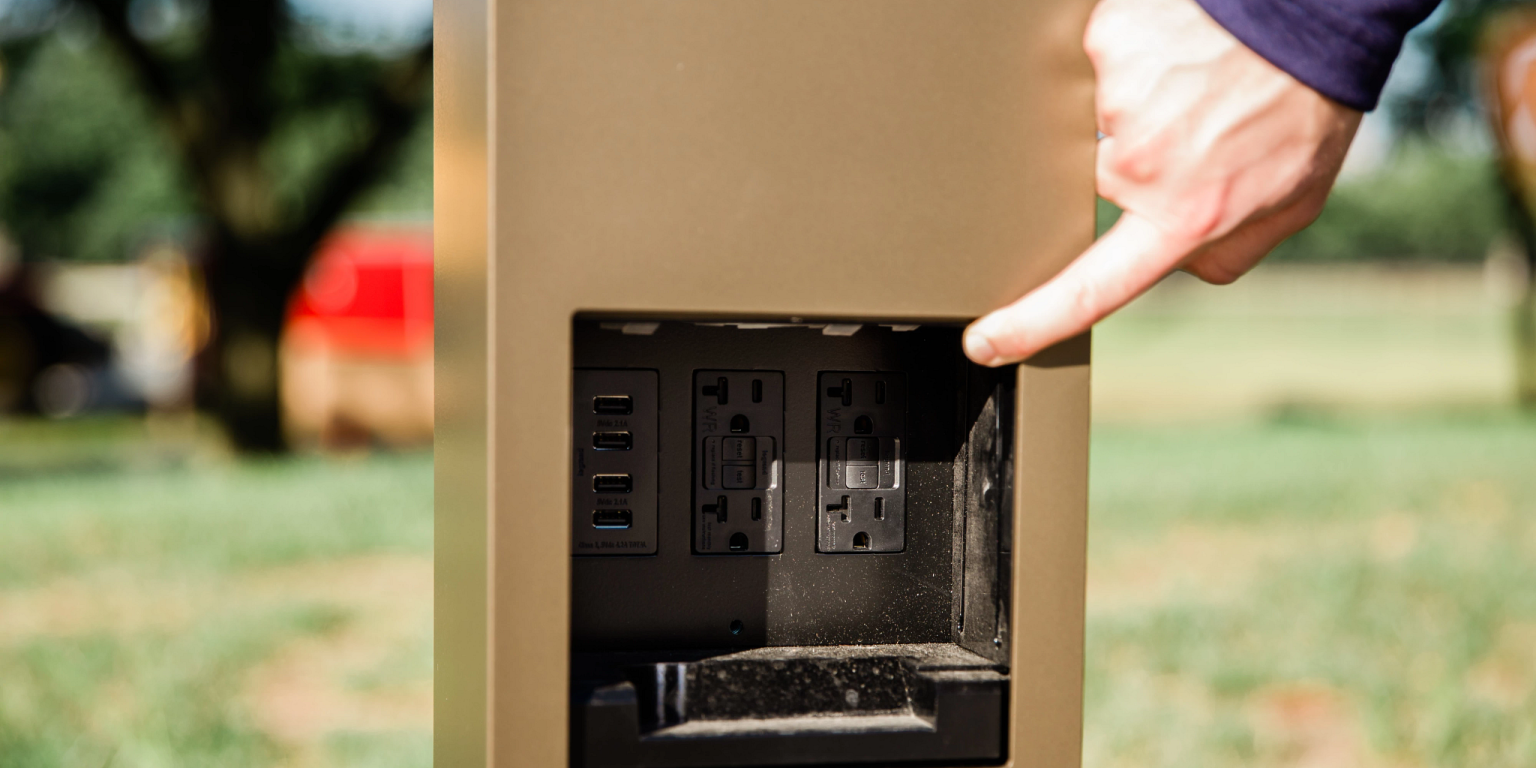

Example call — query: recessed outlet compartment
[818,372,907,553]
[572,370,658,555]
[570,320,1018,768]
[694,370,784,554]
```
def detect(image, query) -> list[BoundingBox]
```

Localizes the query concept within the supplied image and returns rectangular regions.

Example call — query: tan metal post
[436,1,1099,764]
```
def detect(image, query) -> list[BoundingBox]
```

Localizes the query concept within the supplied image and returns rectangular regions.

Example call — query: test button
[847,464,879,489]
[722,464,756,489]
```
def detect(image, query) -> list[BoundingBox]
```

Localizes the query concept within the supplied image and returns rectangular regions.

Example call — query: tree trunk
[1518,260,1536,409]
[198,236,304,452]
[1498,178,1536,408]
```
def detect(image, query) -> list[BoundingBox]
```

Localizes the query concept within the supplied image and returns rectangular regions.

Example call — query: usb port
[592,474,633,493]
[593,395,632,415]
[592,509,632,529]
[592,431,632,450]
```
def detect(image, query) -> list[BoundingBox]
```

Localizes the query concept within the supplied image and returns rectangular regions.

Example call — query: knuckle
[1083,24,1107,60]
[1168,190,1229,244]
[1094,172,1125,207]
[1296,192,1329,227]
[1096,101,1125,130]
[1104,144,1151,182]
[1063,277,1105,327]
[1188,260,1242,285]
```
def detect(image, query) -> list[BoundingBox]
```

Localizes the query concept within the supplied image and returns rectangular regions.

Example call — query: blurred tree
[0,0,431,450]
[1389,0,1536,406]
[1269,146,1503,263]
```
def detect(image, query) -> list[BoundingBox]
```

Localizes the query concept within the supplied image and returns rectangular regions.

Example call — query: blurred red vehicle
[282,224,433,448]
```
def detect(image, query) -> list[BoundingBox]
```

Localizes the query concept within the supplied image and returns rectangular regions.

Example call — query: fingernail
[963,327,997,365]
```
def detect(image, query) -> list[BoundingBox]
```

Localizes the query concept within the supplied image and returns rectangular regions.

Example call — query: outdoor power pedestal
[435,2,1099,766]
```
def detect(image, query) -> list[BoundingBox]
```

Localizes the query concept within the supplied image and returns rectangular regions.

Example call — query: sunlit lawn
[1085,412,1536,768]
[1085,264,1536,768]
[0,433,432,768]
[0,264,1531,767]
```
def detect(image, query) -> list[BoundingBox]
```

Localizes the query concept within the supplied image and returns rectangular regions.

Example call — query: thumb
[963,212,1196,366]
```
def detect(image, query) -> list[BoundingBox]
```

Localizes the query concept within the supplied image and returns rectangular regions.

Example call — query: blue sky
[289,0,431,41]
[0,0,431,41]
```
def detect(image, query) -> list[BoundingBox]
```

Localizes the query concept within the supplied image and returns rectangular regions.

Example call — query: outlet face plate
[694,370,784,554]
[818,372,906,553]
[572,370,659,555]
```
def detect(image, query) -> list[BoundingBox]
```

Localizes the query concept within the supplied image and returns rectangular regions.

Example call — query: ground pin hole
[728,532,748,551]
[854,415,873,434]
[730,619,744,635]
[730,414,750,433]
[853,532,870,550]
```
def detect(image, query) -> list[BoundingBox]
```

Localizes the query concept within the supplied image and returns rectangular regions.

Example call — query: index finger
[962,211,1196,366]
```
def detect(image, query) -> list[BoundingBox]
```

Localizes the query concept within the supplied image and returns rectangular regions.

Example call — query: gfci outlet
[572,369,658,555]
[694,370,784,554]
[818,372,906,553]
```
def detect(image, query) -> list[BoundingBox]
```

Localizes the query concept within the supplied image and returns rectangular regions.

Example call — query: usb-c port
[592,509,632,529]
[593,395,632,415]
[592,431,632,450]
[593,474,633,493]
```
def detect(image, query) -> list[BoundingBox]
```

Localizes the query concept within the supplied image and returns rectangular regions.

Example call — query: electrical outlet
[572,370,658,555]
[818,372,906,553]
[694,370,784,554]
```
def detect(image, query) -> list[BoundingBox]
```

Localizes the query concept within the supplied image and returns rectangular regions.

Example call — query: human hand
[962,0,1362,367]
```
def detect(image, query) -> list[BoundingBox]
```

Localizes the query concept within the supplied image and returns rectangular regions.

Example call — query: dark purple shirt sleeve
[1193,0,1442,111]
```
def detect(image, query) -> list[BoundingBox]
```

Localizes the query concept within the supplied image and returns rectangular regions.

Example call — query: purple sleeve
[1193,0,1442,111]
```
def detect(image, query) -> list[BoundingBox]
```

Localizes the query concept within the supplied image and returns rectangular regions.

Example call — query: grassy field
[0,264,1531,767]
[0,430,433,768]
[1093,264,1516,422]
[1085,413,1536,768]
[1084,264,1536,768]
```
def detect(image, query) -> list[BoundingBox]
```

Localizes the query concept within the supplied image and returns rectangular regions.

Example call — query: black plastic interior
[570,319,1015,768]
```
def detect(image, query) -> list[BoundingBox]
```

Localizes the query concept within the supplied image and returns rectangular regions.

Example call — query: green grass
[5,412,1528,768]
[0,606,341,768]
[1085,410,1536,768]
[0,453,434,587]
[0,441,433,768]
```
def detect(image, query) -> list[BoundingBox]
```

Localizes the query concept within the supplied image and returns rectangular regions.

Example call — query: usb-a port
[592,509,632,529]
[593,395,632,415]
[592,431,632,450]
[592,474,633,493]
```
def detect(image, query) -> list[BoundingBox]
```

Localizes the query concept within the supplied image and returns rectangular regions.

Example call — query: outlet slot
[694,370,784,554]
[571,370,657,556]
[702,377,729,404]
[827,495,850,523]
[818,372,907,553]
[703,496,727,523]
[593,395,633,415]
[593,474,633,493]
[593,509,633,529]
[592,431,633,451]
